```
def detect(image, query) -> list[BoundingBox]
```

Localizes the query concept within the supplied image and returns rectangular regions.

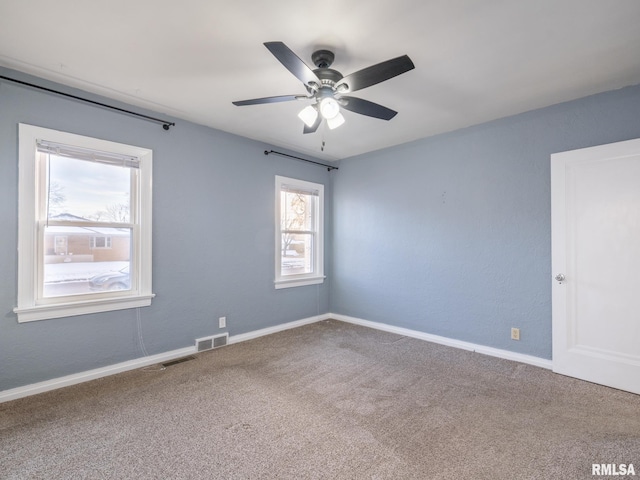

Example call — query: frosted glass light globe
[319,97,340,120]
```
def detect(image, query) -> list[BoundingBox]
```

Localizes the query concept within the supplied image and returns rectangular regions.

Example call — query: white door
[551,138,640,395]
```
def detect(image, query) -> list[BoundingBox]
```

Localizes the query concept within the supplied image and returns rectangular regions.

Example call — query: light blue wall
[331,84,640,359]
[3,65,640,392]
[0,68,332,390]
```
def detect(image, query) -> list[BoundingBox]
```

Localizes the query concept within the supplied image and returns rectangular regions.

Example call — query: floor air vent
[195,333,228,352]
[162,355,196,368]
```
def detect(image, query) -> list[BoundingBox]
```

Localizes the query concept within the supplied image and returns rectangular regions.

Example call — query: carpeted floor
[1,319,639,479]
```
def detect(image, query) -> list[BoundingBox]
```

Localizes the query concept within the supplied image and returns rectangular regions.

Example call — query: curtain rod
[264,150,338,171]
[0,75,175,131]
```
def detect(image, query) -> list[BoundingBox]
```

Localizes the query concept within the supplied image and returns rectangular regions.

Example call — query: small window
[275,176,324,289]
[15,124,154,322]
[91,236,112,249]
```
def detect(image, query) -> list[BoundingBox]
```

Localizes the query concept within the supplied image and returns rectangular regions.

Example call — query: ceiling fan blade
[340,96,397,120]
[232,95,300,106]
[264,41,321,87]
[303,115,322,134]
[336,55,415,93]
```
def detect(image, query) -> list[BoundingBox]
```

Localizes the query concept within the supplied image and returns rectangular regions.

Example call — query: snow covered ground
[44,261,129,284]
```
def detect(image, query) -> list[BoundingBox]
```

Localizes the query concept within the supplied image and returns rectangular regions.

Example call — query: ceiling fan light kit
[326,111,345,130]
[319,97,340,120]
[233,41,415,134]
[298,105,319,127]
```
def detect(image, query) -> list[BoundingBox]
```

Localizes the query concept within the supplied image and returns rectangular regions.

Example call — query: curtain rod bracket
[1,75,175,131]
[264,150,338,171]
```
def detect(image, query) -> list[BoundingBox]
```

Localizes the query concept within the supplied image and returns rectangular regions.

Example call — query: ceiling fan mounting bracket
[311,49,335,69]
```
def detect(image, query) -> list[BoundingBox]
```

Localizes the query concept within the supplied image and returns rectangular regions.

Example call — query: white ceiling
[2,0,640,161]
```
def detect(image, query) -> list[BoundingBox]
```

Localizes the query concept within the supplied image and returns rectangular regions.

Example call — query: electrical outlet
[219,316,226,329]
[511,327,520,341]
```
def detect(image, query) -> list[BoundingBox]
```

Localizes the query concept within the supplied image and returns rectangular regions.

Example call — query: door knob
[555,273,565,283]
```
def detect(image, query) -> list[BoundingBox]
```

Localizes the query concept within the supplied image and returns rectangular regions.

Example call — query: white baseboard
[1,312,550,403]
[331,313,553,370]
[0,313,331,404]
[0,346,197,403]
[229,313,331,345]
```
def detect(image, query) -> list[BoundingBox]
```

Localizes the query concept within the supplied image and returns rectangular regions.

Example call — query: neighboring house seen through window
[275,175,324,289]
[15,124,154,322]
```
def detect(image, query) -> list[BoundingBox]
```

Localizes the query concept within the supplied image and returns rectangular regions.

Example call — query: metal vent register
[161,356,196,368]
[195,333,228,352]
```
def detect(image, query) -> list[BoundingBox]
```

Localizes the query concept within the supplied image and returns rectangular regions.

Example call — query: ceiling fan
[232,42,415,134]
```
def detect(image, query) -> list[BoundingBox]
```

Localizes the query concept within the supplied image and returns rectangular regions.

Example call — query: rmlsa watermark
[592,464,636,476]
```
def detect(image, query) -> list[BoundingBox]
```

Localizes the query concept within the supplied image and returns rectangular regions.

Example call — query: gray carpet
[1,319,639,479]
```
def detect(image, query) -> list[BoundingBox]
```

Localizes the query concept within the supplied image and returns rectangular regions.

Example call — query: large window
[15,124,153,322]
[275,176,324,289]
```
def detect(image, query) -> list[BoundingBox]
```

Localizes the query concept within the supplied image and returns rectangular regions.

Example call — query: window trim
[14,124,154,322]
[275,175,325,289]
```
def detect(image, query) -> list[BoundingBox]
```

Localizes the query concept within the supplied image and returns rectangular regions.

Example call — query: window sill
[14,294,155,323]
[275,276,325,290]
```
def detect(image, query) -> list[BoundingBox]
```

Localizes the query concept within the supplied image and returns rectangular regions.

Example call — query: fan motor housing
[314,68,343,86]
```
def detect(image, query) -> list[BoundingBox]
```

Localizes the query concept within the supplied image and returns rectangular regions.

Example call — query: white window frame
[14,124,154,322]
[275,175,324,289]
